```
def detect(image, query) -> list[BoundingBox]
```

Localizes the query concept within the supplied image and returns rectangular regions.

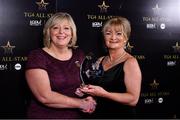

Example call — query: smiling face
[104,25,125,50]
[49,19,72,48]
[43,12,77,48]
[102,17,131,51]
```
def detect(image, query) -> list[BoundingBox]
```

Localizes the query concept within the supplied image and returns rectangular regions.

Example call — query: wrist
[79,99,86,110]
[101,91,109,98]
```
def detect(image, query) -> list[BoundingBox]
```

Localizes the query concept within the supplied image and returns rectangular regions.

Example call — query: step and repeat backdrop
[0,0,179,118]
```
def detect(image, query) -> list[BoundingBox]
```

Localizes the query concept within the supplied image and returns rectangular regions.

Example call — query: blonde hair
[102,16,131,41]
[43,12,77,48]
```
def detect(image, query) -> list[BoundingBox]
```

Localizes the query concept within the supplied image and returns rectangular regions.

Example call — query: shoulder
[123,54,142,81]
[124,54,139,68]
[27,48,48,62]
[26,48,48,70]
[27,48,47,64]
[73,47,84,55]
[28,48,44,57]
[72,47,85,62]
[123,54,141,76]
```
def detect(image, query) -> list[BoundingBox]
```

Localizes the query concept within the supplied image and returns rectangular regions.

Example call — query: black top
[89,61,136,119]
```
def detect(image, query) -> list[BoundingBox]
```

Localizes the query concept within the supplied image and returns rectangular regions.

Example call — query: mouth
[109,41,119,43]
[57,36,66,39]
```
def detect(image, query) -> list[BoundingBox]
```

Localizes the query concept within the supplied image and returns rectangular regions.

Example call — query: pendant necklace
[106,51,126,67]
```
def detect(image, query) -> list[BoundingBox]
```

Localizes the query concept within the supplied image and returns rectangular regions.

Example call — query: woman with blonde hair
[25,12,96,119]
[79,16,142,118]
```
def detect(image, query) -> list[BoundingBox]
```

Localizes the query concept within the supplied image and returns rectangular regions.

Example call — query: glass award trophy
[80,53,104,85]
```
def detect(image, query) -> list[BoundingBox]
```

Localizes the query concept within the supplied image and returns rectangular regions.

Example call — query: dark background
[0,0,179,118]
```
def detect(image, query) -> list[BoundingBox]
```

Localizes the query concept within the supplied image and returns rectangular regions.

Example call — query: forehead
[105,25,122,32]
[53,18,70,26]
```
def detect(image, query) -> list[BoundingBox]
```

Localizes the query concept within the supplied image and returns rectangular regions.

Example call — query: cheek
[68,31,73,37]
[117,35,124,40]
[104,37,110,42]
[121,35,127,41]
[50,30,58,36]
[104,40,109,45]
[68,33,73,38]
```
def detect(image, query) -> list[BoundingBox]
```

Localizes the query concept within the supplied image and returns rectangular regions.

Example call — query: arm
[26,68,96,111]
[80,57,142,106]
[104,57,142,106]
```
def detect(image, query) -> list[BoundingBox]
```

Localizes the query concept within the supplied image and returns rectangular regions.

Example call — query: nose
[111,34,116,40]
[58,27,63,33]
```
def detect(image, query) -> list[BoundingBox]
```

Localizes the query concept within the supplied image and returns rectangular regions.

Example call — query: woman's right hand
[79,96,96,113]
[75,87,85,97]
[75,84,89,97]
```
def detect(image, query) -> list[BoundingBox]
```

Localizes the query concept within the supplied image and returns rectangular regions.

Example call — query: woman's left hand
[80,85,108,97]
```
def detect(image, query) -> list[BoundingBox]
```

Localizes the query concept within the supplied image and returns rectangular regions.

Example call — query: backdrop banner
[0,0,179,118]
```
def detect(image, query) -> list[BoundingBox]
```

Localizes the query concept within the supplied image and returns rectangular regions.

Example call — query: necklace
[106,51,126,67]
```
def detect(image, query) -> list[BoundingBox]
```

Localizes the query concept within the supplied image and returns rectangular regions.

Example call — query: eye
[52,26,58,29]
[64,27,70,30]
[116,32,122,36]
[105,31,111,35]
